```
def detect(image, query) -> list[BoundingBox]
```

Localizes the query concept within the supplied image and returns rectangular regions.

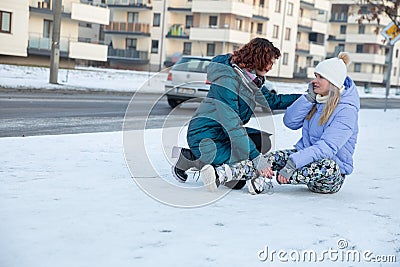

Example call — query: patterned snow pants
[264,149,345,194]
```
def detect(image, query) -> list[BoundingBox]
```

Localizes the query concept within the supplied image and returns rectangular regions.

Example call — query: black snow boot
[172,147,205,183]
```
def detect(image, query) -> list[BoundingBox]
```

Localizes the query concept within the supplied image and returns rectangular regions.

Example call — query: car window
[172,58,210,73]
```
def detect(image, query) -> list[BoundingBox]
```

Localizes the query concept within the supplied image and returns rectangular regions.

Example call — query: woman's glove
[252,154,269,172]
[278,158,296,179]
[305,83,317,103]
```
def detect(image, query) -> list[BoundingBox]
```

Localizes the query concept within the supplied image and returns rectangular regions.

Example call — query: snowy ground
[1,109,399,267]
[1,63,400,266]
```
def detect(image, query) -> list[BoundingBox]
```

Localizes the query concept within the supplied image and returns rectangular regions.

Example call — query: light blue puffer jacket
[283,77,360,175]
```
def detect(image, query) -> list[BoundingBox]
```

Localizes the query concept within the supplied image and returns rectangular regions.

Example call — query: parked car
[164,56,212,108]
[164,55,277,108]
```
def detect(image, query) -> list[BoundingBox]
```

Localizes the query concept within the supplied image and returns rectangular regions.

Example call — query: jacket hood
[207,54,236,83]
[339,76,360,111]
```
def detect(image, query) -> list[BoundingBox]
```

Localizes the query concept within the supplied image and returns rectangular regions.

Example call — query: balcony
[28,33,108,61]
[349,72,384,83]
[296,43,310,53]
[192,0,253,18]
[168,0,192,11]
[71,2,110,25]
[348,52,386,65]
[28,34,69,57]
[166,24,190,39]
[298,17,312,28]
[189,26,251,44]
[107,47,149,63]
[106,0,152,9]
[310,42,325,56]
[253,5,269,21]
[346,33,384,44]
[104,22,151,36]
[312,20,327,34]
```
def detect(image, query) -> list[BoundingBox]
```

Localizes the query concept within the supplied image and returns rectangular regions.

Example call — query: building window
[356,44,363,53]
[185,15,193,28]
[358,25,365,34]
[207,43,215,56]
[151,40,159,53]
[285,27,291,40]
[153,13,160,27]
[340,25,346,34]
[127,12,139,23]
[209,16,218,28]
[287,2,294,16]
[394,67,397,76]
[257,23,263,34]
[354,63,361,72]
[282,53,289,65]
[396,49,399,58]
[235,19,243,31]
[372,64,376,73]
[273,25,279,38]
[275,0,281,13]
[259,0,265,7]
[299,8,304,17]
[297,32,301,42]
[183,42,191,55]
[126,38,137,49]
[43,19,53,38]
[79,22,92,28]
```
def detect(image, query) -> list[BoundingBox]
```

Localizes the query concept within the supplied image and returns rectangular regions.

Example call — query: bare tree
[356,0,399,37]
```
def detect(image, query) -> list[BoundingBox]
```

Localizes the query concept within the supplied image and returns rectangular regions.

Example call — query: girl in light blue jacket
[262,52,360,194]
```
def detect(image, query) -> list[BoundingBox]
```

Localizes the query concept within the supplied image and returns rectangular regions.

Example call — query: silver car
[164,56,212,108]
[164,55,277,108]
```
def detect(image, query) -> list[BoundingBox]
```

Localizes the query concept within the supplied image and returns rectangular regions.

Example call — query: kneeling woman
[264,52,359,193]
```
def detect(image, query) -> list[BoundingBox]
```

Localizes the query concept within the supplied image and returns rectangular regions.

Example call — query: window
[207,43,215,56]
[79,22,92,28]
[287,2,294,16]
[127,12,138,23]
[251,22,254,33]
[273,25,279,38]
[183,42,192,55]
[354,63,361,72]
[372,64,376,73]
[282,53,289,65]
[340,25,346,34]
[209,16,218,27]
[358,25,365,34]
[297,32,301,42]
[396,49,399,58]
[257,23,263,34]
[394,67,397,76]
[235,19,243,31]
[43,19,53,38]
[285,27,291,40]
[185,15,193,28]
[151,40,159,53]
[259,0,265,7]
[275,0,281,12]
[299,8,304,17]
[126,38,137,49]
[153,13,160,27]
[356,44,363,53]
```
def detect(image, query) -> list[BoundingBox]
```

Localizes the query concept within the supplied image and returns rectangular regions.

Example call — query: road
[1,91,399,137]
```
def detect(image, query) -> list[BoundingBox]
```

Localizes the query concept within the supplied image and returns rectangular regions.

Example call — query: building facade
[0,0,399,86]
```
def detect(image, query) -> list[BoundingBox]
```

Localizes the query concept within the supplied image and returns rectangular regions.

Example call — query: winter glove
[252,154,269,172]
[305,83,317,103]
[278,158,296,179]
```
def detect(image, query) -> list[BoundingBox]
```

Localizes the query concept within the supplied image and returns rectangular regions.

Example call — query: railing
[104,22,150,34]
[166,24,190,38]
[106,0,151,6]
[28,34,69,52]
[108,47,149,60]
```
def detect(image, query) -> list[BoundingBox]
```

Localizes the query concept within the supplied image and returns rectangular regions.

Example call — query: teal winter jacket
[187,54,301,166]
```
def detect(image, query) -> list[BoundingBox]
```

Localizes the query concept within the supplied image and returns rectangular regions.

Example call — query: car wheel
[167,97,182,108]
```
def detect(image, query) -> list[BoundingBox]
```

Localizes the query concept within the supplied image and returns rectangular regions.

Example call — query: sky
[0,64,399,266]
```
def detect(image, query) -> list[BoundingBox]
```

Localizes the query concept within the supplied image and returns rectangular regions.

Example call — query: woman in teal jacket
[173,38,301,193]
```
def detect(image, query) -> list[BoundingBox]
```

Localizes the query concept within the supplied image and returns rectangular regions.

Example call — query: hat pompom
[338,52,351,67]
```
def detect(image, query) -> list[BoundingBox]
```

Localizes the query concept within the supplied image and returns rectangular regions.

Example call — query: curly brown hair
[231,37,280,71]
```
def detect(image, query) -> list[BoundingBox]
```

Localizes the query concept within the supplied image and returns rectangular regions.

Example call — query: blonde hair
[306,83,341,125]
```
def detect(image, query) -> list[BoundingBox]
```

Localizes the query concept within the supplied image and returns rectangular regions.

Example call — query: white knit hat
[314,52,350,89]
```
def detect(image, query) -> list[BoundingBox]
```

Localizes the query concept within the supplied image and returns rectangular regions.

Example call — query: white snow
[0,63,400,266]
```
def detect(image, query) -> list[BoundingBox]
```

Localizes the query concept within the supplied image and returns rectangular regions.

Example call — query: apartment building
[294,0,330,79]
[328,0,400,86]
[0,0,109,67]
[1,0,399,85]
